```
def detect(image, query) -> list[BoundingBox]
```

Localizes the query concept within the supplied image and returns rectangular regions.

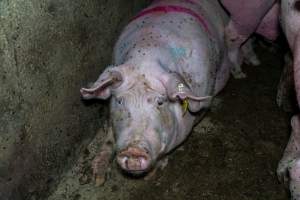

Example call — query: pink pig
[220,0,280,78]
[80,0,231,184]
[277,0,300,199]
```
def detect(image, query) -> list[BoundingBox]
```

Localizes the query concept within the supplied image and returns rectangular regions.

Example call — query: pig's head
[80,64,211,175]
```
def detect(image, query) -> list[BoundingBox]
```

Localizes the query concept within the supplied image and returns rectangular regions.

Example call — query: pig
[220,0,280,78]
[80,0,231,185]
[277,0,300,199]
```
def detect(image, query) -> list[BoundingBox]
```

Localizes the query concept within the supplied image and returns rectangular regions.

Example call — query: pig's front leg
[277,53,296,112]
[241,38,261,67]
[92,124,115,186]
[224,20,247,79]
[277,115,300,198]
[290,160,300,199]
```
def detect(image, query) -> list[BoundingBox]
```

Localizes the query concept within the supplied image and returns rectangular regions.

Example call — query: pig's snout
[117,146,151,173]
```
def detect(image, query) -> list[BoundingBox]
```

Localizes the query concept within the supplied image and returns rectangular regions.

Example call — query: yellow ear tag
[181,99,189,116]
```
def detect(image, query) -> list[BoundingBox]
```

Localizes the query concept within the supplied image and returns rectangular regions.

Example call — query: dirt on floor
[45,41,292,200]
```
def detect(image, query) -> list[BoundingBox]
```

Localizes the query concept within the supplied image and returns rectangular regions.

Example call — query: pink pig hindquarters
[219,0,278,78]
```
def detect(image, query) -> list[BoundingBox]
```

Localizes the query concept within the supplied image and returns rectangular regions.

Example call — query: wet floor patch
[46,43,291,200]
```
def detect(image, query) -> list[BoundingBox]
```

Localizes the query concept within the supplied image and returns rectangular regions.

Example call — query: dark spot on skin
[295,0,300,11]
[157,100,164,106]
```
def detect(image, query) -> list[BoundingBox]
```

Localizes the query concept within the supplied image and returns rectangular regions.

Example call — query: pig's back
[113,0,227,97]
[114,0,227,65]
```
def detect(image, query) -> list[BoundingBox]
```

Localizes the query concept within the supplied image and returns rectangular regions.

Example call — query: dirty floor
[45,42,291,200]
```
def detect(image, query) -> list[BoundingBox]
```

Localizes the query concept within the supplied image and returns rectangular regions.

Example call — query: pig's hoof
[94,175,106,187]
[276,88,295,112]
[93,168,111,187]
[277,157,300,186]
[92,170,107,187]
[246,56,261,66]
[277,159,292,186]
[91,152,112,186]
[231,70,247,79]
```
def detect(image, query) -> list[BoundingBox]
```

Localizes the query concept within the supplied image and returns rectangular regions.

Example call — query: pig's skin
[81,0,231,183]
[276,53,296,112]
[220,0,279,78]
[277,0,300,199]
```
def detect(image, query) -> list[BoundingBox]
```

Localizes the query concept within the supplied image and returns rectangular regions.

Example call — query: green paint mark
[170,47,186,59]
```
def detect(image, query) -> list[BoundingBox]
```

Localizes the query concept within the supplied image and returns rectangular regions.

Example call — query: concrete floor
[46,43,291,200]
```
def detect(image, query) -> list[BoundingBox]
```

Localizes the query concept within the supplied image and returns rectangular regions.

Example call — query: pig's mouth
[116,146,152,174]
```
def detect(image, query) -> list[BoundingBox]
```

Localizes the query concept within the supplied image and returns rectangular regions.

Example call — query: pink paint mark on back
[183,0,197,4]
[131,5,212,35]
[153,0,197,4]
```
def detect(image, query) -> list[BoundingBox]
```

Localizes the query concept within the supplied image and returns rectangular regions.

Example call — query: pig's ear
[80,69,123,100]
[163,73,212,112]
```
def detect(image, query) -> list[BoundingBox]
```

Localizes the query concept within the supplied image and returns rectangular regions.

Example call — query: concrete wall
[0,0,150,199]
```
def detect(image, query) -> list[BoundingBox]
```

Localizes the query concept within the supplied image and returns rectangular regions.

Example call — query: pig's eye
[156,96,166,106]
[116,97,124,105]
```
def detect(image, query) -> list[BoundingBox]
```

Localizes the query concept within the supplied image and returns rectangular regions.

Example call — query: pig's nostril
[120,156,128,165]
